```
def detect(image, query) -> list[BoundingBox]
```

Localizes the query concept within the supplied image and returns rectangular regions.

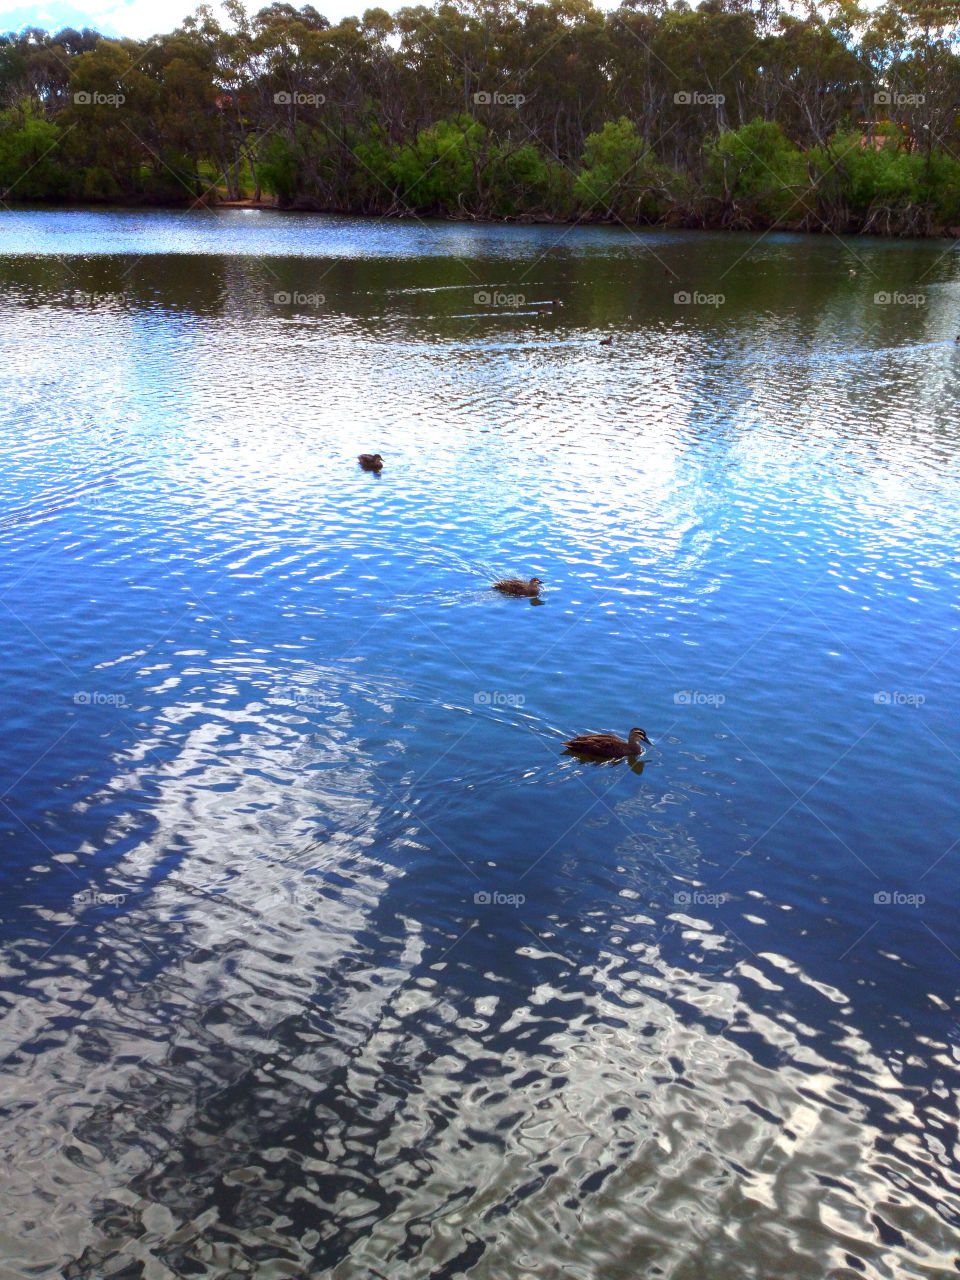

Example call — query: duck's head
[529,577,543,588]
[628,727,652,748]
[371,454,383,464]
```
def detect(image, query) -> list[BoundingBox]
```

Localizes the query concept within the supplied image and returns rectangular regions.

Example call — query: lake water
[1,208,959,1279]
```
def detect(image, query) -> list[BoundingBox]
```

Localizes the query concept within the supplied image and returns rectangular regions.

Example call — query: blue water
[1,210,959,1278]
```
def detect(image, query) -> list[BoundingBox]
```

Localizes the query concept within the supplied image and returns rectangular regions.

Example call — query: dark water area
[1,208,959,1278]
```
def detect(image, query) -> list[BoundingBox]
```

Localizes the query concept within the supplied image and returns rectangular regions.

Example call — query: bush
[258,133,300,204]
[389,117,478,213]
[704,119,808,225]
[575,117,676,221]
[810,131,960,233]
[0,104,69,200]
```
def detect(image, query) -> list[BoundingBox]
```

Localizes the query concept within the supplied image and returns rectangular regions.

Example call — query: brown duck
[493,577,543,597]
[563,727,651,758]
[358,453,384,471]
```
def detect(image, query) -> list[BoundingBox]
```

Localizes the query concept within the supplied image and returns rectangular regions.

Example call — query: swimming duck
[493,576,543,597]
[358,453,383,471]
[599,336,614,346]
[563,727,651,758]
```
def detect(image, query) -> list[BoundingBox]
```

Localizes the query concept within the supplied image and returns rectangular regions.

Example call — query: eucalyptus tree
[6,0,960,231]
[177,1,261,198]
[514,0,610,162]
[0,27,99,115]
[758,11,864,147]
[146,30,222,198]
[881,0,960,178]
[606,4,674,150]
[62,39,176,198]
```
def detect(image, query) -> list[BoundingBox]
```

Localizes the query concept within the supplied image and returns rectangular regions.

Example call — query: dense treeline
[2,0,960,233]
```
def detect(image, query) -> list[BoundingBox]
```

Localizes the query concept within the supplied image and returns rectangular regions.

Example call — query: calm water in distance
[1,208,959,1278]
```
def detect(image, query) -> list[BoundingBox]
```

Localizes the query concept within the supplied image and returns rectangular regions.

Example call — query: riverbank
[5,2,960,243]
[5,195,959,241]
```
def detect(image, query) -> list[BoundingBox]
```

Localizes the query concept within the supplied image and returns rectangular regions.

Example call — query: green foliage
[5,0,960,231]
[809,131,960,233]
[920,149,960,224]
[258,132,300,203]
[705,120,808,224]
[80,163,122,200]
[384,118,568,216]
[494,143,570,217]
[575,117,676,221]
[0,103,68,199]
[389,117,478,212]
[845,136,926,211]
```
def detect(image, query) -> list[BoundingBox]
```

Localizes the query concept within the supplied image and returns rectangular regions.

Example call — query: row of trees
[2,0,960,233]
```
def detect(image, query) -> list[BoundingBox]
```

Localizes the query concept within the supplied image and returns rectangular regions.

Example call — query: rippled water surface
[1,209,959,1279]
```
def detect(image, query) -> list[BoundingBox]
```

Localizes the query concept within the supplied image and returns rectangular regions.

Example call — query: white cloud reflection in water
[0,215,959,1278]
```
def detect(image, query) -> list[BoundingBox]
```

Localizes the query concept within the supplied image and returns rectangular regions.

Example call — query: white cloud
[90,0,207,38]
[3,0,400,36]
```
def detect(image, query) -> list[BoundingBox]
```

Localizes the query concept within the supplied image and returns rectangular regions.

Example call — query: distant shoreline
[5,6,959,245]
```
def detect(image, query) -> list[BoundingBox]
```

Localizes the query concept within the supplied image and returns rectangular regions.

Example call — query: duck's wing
[564,733,624,752]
